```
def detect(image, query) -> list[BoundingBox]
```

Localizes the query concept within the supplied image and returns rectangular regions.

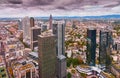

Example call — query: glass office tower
[86,28,96,66]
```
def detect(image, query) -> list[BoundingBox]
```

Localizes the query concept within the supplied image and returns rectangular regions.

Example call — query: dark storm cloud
[1,0,120,10]
[8,0,23,4]
[0,0,120,17]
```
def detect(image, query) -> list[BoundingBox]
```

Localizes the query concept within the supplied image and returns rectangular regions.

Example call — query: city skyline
[0,0,120,17]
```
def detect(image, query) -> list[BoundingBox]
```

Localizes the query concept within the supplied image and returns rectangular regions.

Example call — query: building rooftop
[38,30,54,38]
[87,27,96,30]
[57,55,66,60]
[29,52,38,58]
[31,26,41,29]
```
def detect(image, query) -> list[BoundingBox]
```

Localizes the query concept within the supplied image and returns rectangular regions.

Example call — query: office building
[49,14,52,29]
[31,26,41,50]
[52,23,65,55]
[72,21,76,29]
[41,24,47,32]
[86,28,96,66]
[52,23,66,78]
[30,17,35,27]
[18,20,22,30]
[38,31,56,78]
[57,55,66,78]
[12,62,37,78]
[22,16,31,40]
[99,30,113,69]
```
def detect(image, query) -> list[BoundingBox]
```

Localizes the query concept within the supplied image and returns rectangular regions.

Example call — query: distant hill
[82,15,120,19]
[0,14,120,20]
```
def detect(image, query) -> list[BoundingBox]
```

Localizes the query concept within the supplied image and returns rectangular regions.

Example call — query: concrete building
[31,26,41,50]
[57,55,66,78]
[30,17,35,27]
[18,20,22,30]
[12,61,37,78]
[114,42,120,52]
[72,21,76,29]
[38,31,56,78]
[22,16,31,40]
[111,65,120,78]
[41,24,47,32]
[86,28,96,66]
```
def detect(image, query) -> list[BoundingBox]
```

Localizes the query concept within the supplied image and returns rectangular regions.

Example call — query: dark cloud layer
[8,0,23,4]
[0,0,120,17]
[0,0,120,10]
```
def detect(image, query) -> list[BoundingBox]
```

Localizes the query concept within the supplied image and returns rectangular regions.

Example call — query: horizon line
[0,14,120,18]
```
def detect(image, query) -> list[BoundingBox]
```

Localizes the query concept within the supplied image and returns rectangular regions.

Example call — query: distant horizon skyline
[0,0,120,17]
[1,14,120,18]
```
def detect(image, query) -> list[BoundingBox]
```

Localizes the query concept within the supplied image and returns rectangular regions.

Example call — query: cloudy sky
[0,0,120,17]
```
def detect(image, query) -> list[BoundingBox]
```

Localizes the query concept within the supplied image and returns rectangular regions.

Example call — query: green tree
[67,72,72,78]
[67,58,72,67]
[72,58,80,67]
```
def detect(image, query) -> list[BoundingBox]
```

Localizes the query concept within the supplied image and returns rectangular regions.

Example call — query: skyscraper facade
[52,22,66,78]
[30,17,35,27]
[38,32,56,78]
[22,16,31,40]
[31,26,41,50]
[99,30,108,66]
[72,21,76,29]
[49,14,52,29]
[18,20,22,30]
[86,28,96,66]
[52,23,65,55]
[99,30,113,69]
[41,24,47,32]
[57,55,66,78]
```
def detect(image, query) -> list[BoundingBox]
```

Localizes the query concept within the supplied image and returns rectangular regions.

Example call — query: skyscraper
[72,21,76,29]
[49,14,52,29]
[31,26,41,50]
[57,55,66,78]
[86,28,96,66]
[99,30,113,69]
[52,22,66,78]
[18,20,22,30]
[30,17,35,27]
[22,16,31,40]
[38,32,56,78]
[41,24,47,32]
[52,23,65,55]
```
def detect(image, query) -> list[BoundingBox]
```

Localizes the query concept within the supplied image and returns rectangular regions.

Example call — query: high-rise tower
[52,23,65,55]
[49,14,52,29]
[38,31,56,78]
[22,16,31,41]
[52,22,66,78]
[86,28,96,66]
[30,17,35,27]
[31,26,41,50]
[99,30,113,69]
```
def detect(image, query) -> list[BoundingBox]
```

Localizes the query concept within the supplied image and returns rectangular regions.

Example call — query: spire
[49,14,52,29]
